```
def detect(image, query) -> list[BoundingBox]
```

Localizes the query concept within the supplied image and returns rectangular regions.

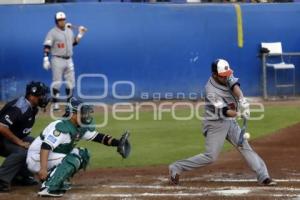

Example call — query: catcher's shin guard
[44,148,90,192]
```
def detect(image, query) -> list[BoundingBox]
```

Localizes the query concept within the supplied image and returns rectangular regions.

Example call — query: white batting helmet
[55,11,66,21]
[211,59,233,77]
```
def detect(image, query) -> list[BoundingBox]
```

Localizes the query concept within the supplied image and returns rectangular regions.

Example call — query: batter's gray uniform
[169,76,270,183]
[44,27,75,90]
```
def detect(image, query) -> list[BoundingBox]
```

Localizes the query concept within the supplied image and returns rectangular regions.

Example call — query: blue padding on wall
[0,3,299,101]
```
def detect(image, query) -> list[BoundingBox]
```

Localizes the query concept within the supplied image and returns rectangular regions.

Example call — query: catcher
[26,98,131,197]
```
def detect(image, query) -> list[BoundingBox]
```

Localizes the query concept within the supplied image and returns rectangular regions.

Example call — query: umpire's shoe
[13,176,38,186]
[0,180,10,192]
[262,178,277,186]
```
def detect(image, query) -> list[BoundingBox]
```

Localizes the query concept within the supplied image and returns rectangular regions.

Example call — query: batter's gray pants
[169,120,270,183]
[0,136,34,185]
[51,56,75,90]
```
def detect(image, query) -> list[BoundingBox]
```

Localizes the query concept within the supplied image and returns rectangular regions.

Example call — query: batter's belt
[54,55,71,59]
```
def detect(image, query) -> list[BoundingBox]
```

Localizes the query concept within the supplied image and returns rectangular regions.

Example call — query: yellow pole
[234,4,244,48]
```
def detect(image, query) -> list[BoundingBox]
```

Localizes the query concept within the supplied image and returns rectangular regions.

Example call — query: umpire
[0,81,50,192]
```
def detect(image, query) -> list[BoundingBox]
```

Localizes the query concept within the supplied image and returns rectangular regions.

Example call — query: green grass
[2,104,300,169]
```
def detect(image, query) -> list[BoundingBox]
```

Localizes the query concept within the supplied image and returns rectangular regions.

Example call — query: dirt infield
[1,123,300,200]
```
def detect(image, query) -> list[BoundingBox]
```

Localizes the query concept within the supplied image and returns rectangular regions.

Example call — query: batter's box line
[102,184,300,192]
[210,178,300,183]
[88,193,300,198]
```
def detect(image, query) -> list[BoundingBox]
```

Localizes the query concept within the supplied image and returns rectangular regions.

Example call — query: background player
[26,98,131,197]
[0,81,49,192]
[43,11,87,111]
[169,59,277,186]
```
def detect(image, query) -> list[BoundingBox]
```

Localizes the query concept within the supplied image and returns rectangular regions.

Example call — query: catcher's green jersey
[39,119,97,154]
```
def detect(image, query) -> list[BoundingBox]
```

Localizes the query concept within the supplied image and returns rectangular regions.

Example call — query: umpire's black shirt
[0,97,38,139]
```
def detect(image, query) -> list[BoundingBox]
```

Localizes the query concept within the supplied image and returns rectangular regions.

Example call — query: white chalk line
[157,176,300,183]
[103,184,300,192]
[91,193,206,198]
[68,183,300,199]
[90,193,300,198]
[211,178,300,183]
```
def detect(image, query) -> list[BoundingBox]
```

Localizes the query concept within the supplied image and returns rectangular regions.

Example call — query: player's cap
[211,59,233,77]
[55,11,66,21]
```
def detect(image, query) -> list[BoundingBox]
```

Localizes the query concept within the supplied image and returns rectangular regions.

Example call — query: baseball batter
[26,98,131,197]
[43,11,87,111]
[169,59,276,186]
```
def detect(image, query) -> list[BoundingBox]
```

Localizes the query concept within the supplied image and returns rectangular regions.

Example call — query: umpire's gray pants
[0,136,34,185]
[169,120,270,183]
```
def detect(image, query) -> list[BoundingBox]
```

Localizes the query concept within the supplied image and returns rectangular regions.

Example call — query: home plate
[213,189,251,196]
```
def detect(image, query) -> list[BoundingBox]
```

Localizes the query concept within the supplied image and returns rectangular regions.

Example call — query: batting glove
[239,98,249,110]
[77,26,87,39]
[43,56,50,70]
[239,98,250,119]
[242,108,250,119]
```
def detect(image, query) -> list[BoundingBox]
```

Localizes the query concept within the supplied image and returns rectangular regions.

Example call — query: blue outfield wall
[0,3,300,101]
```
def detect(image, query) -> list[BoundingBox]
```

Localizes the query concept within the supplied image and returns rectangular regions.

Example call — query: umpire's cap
[26,81,49,97]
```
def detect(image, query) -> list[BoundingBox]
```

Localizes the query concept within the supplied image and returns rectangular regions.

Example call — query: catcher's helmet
[64,97,94,125]
[26,81,50,108]
[211,59,233,78]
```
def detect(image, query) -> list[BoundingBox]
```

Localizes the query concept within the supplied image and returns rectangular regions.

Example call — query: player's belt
[54,55,71,59]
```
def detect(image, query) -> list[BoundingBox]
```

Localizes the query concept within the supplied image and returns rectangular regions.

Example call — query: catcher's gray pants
[0,136,34,185]
[51,56,75,90]
[169,120,270,183]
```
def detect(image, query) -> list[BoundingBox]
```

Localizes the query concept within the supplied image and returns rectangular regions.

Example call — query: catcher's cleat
[60,180,72,192]
[261,178,277,186]
[38,187,64,197]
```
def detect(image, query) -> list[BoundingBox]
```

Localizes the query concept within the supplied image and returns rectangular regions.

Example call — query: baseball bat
[237,116,247,147]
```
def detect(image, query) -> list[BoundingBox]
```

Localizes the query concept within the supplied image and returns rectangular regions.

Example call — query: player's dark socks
[65,88,73,102]
[110,139,119,147]
[52,88,60,103]
[92,133,119,146]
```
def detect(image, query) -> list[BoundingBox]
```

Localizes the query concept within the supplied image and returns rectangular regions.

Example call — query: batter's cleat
[262,178,277,186]
[38,187,64,197]
[169,165,180,185]
[169,173,180,185]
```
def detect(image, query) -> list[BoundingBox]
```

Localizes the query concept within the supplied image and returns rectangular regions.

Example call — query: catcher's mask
[64,97,94,125]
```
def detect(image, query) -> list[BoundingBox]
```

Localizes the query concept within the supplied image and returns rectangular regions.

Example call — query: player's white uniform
[26,120,97,173]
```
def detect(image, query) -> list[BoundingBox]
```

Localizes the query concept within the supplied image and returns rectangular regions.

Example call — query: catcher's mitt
[117,131,131,159]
